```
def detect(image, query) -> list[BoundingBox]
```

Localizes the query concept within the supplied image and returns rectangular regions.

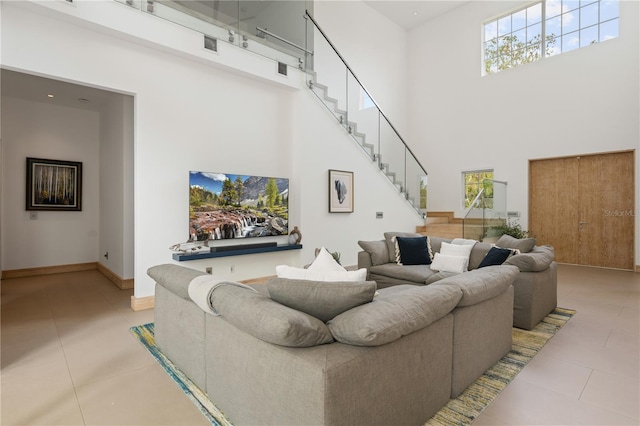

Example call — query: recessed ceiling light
[413,11,419,16]
[47,94,54,98]
[78,98,90,103]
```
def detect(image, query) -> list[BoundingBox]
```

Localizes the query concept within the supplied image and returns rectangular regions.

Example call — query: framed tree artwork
[26,157,82,211]
[329,169,353,213]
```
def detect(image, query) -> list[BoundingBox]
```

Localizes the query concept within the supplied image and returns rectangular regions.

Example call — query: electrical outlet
[206,267,212,274]
[230,265,235,273]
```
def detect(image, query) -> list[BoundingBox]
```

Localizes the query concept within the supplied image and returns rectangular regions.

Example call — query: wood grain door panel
[529,157,580,264]
[578,152,634,269]
[529,151,634,270]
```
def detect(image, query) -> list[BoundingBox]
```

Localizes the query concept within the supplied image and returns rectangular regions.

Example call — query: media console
[172,244,302,261]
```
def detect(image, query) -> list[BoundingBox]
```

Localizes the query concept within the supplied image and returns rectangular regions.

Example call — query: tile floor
[1,265,638,425]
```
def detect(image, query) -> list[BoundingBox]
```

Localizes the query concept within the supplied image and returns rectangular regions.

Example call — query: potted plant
[490,218,531,239]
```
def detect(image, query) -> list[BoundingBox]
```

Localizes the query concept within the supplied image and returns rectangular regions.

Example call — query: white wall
[314,1,409,135]
[99,94,134,279]
[1,97,100,269]
[1,1,422,299]
[407,0,639,263]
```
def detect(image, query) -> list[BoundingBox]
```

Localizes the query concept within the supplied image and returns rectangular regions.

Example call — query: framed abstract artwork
[329,169,353,213]
[26,157,82,211]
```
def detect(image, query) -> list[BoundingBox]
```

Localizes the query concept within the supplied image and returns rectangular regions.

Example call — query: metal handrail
[464,188,486,218]
[304,10,427,177]
[256,27,314,55]
[463,188,485,239]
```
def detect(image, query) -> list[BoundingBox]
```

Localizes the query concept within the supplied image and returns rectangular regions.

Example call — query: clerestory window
[483,0,619,75]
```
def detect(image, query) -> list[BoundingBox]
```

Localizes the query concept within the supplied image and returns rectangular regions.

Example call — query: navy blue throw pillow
[478,246,513,268]
[396,236,431,265]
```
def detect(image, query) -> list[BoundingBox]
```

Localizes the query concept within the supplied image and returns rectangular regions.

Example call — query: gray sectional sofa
[357,232,557,330]
[148,262,519,426]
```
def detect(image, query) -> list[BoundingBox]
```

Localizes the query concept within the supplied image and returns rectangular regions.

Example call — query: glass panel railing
[304,10,427,217]
[238,1,310,69]
[463,189,485,241]
[483,180,508,242]
[346,73,377,159]
[463,180,508,242]
[114,0,308,69]
[406,151,428,214]
[379,115,406,193]
[307,24,348,125]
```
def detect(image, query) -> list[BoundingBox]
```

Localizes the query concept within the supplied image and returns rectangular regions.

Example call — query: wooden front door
[529,151,634,270]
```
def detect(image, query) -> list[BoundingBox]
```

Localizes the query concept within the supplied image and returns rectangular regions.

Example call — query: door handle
[579,222,589,225]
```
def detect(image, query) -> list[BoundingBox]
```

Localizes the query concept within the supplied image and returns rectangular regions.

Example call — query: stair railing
[462,179,508,241]
[116,0,307,70]
[304,10,427,217]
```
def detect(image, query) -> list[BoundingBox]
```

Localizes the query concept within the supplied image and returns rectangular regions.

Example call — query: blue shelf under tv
[172,244,302,261]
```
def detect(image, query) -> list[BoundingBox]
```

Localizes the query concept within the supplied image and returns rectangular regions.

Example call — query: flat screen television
[189,171,289,241]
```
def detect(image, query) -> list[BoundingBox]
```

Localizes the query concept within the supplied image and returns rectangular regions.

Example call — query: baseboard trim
[239,275,275,285]
[1,262,98,279]
[97,263,134,289]
[131,295,155,311]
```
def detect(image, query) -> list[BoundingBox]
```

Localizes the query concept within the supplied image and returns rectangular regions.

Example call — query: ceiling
[1,69,122,113]
[363,0,470,30]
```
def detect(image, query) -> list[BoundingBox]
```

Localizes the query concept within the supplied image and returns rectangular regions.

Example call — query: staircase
[417,212,464,239]
[307,76,414,203]
[417,211,489,241]
[304,11,426,217]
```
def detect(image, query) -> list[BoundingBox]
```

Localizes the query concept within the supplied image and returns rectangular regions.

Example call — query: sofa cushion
[357,240,389,266]
[267,278,377,322]
[478,246,514,268]
[308,247,345,272]
[384,231,423,263]
[505,245,555,272]
[276,265,367,282]
[394,236,432,265]
[209,284,334,347]
[148,264,206,299]
[369,263,434,284]
[430,253,469,273]
[428,236,452,254]
[425,270,460,285]
[432,265,519,307]
[496,234,536,253]
[327,285,462,346]
[431,242,475,272]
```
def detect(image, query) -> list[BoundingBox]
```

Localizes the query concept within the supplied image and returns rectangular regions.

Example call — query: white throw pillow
[440,241,474,257]
[429,253,469,274]
[439,242,473,271]
[276,265,367,282]
[307,247,346,272]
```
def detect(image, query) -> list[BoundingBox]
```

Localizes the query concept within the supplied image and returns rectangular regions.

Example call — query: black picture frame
[26,157,82,211]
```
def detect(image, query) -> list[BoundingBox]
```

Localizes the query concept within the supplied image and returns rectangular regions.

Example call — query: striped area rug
[425,307,576,425]
[130,307,575,426]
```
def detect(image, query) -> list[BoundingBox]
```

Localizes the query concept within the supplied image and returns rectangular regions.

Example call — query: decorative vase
[288,226,302,245]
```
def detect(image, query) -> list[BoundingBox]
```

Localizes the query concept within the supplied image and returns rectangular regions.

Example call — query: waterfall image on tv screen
[189,171,289,241]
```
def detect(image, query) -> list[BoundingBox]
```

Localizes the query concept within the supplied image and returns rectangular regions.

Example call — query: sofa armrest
[358,251,373,269]
[148,264,207,299]
[504,245,554,272]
